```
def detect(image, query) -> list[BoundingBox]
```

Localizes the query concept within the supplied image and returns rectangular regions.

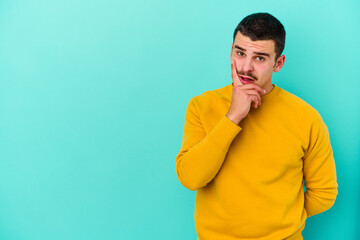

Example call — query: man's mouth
[239,75,255,84]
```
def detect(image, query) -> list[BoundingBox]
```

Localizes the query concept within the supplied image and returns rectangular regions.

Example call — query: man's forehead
[234,32,276,55]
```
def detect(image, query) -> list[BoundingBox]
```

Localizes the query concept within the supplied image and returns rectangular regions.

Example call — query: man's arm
[303,114,338,217]
[175,97,241,191]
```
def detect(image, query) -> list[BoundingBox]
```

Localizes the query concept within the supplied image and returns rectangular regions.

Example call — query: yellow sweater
[175,83,338,240]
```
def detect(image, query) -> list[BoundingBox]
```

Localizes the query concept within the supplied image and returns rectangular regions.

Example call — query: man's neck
[263,84,275,95]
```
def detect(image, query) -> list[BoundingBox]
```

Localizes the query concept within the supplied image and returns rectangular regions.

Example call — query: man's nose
[241,58,254,72]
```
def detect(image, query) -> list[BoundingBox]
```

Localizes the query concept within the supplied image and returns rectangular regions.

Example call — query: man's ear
[274,55,286,72]
[230,43,234,59]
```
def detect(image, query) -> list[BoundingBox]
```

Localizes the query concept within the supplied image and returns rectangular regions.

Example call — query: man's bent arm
[175,97,241,191]
[303,113,338,217]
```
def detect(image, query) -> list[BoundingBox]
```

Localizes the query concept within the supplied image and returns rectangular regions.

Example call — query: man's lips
[239,75,255,84]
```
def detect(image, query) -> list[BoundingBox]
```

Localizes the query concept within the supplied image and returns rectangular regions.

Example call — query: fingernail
[263,89,266,93]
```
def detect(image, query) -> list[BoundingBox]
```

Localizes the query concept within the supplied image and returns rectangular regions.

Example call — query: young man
[175,13,338,240]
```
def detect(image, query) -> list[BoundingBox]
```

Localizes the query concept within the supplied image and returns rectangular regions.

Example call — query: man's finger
[251,91,262,106]
[238,83,266,95]
[231,60,242,87]
[244,90,262,105]
[243,89,262,96]
[249,95,260,108]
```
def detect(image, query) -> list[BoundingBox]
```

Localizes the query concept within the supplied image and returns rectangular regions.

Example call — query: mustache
[237,70,257,80]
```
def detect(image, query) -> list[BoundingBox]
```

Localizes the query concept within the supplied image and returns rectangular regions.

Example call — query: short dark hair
[233,13,286,60]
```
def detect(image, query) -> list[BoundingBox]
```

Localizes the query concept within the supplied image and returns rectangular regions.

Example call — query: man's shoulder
[191,83,232,105]
[277,87,323,121]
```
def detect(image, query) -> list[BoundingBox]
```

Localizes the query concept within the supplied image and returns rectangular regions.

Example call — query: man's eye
[237,52,245,56]
[256,56,264,61]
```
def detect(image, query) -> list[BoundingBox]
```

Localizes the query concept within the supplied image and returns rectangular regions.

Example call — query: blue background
[0,0,359,239]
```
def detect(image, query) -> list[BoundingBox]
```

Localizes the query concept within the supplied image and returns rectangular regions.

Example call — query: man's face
[230,32,285,91]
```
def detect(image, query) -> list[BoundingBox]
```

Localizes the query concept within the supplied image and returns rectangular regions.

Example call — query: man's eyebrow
[234,45,271,58]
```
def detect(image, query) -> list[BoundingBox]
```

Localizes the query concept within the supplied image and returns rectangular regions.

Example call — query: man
[175,13,338,240]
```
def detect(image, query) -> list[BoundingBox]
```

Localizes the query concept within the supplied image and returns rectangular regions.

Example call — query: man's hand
[226,60,266,125]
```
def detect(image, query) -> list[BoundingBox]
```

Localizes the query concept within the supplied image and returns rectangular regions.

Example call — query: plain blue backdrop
[0,0,359,239]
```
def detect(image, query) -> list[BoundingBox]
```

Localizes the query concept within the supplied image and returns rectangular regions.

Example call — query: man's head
[233,13,285,60]
[230,13,286,91]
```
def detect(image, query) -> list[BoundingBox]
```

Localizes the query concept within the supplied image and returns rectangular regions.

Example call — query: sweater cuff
[206,115,242,152]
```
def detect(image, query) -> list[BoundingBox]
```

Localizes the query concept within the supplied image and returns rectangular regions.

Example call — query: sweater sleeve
[303,114,338,218]
[175,97,241,191]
